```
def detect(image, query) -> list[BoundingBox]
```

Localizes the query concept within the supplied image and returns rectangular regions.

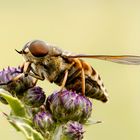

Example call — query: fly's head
[16,40,62,63]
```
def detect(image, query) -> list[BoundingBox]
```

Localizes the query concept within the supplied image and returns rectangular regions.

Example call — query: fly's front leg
[21,61,44,80]
[0,61,32,86]
[27,72,45,81]
[22,61,40,86]
[0,71,24,86]
[14,61,31,79]
[23,61,32,76]
[24,65,45,87]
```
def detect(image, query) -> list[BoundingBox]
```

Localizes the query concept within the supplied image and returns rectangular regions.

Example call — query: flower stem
[52,124,63,140]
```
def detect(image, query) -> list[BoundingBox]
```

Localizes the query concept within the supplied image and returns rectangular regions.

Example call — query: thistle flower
[62,121,84,140]
[33,110,55,138]
[0,66,34,98]
[46,90,92,123]
[0,67,94,140]
[23,86,46,107]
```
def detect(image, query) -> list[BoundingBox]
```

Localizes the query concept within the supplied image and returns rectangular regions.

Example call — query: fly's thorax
[31,56,71,83]
[44,56,72,82]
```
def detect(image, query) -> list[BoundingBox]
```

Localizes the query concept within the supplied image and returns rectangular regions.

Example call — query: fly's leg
[24,61,32,76]
[12,61,32,81]
[27,72,45,81]
[21,61,45,81]
[22,61,40,87]
[81,68,85,96]
[60,70,68,91]
[0,62,31,86]
[23,62,45,87]
[59,61,75,91]
[60,61,75,91]
[72,59,86,96]
[0,62,29,85]
[32,78,38,87]
[0,74,25,86]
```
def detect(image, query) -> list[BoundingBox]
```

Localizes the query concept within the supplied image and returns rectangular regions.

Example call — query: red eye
[28,40,49,57]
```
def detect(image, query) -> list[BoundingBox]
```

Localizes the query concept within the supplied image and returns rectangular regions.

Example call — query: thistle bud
[0,66,34,97]
[62,121,84,140]
[46,90,92,123]
[23,86,46,107]
[33,110,55,136]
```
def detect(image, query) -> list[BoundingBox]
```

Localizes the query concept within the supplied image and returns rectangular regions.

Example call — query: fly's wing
[62,54,140,65]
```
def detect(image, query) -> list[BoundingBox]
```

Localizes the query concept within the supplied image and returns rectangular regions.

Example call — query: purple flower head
[23,86,46,107]
[46,90,92,123]
[62,121,84,140]
[0,66,34,97]
[33,110,55,134]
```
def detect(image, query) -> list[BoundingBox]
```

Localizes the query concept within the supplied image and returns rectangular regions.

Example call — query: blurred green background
[0,0,140,140]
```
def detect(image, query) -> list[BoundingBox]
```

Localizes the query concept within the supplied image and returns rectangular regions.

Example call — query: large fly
[8,40,140,102]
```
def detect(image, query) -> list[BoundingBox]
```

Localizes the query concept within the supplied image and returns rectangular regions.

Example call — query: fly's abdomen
[65,75,108,102]
[85,77,108,102]
[54,58,108,102]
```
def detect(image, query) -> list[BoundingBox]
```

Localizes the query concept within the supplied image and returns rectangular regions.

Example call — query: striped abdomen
[54,58,108,102]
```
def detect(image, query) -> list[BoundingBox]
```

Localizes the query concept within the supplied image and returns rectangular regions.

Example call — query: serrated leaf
[0,89,27,117]
[7,115,44,140]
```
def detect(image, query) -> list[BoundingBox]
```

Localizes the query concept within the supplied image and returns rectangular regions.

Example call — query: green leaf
[84,118,102,125]
[0,89,27,117]
[7,115,44,140]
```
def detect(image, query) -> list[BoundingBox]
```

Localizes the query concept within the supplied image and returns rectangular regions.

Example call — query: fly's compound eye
[28,40,49,57]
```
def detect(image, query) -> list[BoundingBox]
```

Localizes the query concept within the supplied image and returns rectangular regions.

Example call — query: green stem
[52,125,63,140]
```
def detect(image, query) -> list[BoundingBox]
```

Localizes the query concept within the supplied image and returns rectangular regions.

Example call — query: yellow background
[0,0,140,140]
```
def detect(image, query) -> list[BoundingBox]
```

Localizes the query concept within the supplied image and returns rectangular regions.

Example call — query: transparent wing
[63,54,140,65]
